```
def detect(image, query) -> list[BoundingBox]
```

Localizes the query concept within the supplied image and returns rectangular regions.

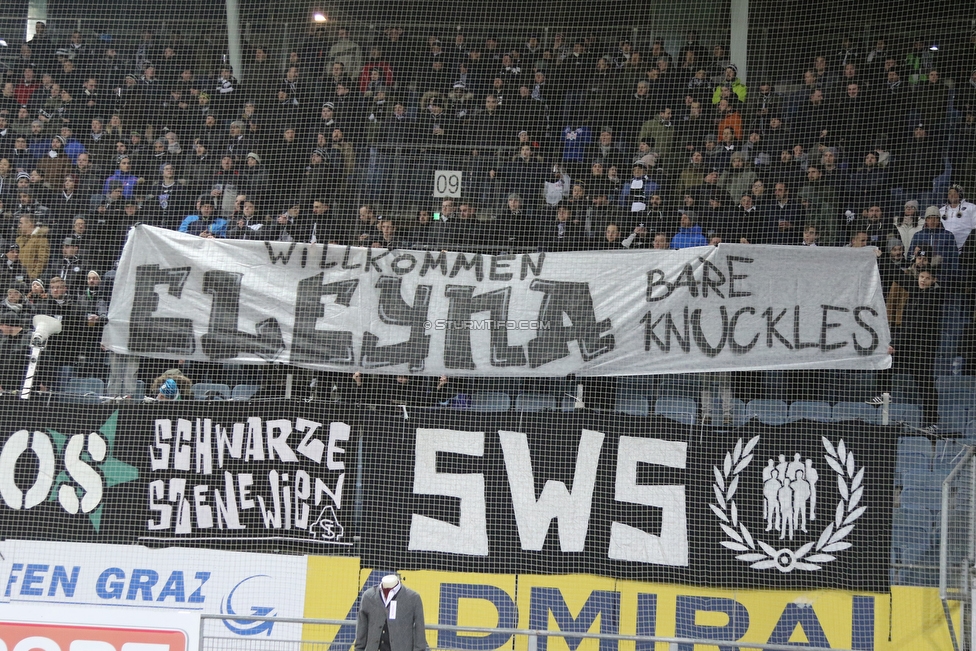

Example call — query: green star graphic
[47,409,140,531]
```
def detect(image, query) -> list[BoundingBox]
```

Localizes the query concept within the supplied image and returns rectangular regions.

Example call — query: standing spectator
[211,155,241,217]
[768,182,803,245]
[910,206,960,277]
[0,311,31,395]
[34,275,81,376]
[712,65,747,104]
[878,238,912,326]
[0,243,29,290]
[891,269,943,433]
[54,237,87,294]
[830,82,874,156]
[896,125,945,206]
[939,185,976,250]
[798,165,839,245]
[77,270,110,380]
[640,106,676,167]
[745,81,781,133]
[560,120,592,178]
[180,196,227,238]
[74,152,103,200]
[102,154,139,197]
[915,69,949,140]
[594,222,626,249]
[146,163,190,230]
[896,200,924,250]
[331,28,364,81]
[505,145,546,207]
[848,151,888,213]
[539,205,583,252]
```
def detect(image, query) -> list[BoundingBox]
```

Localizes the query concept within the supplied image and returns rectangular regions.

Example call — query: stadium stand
[1,8,976,603]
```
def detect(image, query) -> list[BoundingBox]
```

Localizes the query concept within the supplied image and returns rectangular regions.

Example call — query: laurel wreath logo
[710,435,866,572]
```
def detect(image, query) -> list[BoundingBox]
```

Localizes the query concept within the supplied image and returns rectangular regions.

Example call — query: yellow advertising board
[303,556,959,651]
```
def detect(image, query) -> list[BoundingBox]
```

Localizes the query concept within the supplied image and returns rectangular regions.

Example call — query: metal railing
[199,615,858,651]
[941,446,975,651]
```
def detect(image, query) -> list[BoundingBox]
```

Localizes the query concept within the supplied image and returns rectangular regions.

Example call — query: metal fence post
[198,615,207,651]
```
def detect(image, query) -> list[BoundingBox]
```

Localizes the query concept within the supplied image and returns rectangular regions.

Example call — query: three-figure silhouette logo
[711,436,866,572]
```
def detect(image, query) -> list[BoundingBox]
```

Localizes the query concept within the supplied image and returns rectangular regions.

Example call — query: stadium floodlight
[312,10,327,22]
[20,314,62,400]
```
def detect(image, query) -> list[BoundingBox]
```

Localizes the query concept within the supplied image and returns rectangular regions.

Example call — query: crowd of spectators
[1,22,976,425]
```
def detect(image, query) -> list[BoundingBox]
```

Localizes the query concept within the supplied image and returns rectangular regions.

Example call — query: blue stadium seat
[654,397,698,425]
[617,375,657,397]
[901,465,941,490]
[231,384,261,401]
[727,399,751,427]
[192,383,232,401]
[656,374,701,399]
[761,371,789,400]
[468,392,511,412]
[844,371,879,402]
[890,403,923,428]
[514,392,558,412]
[896,436,933,487]
[891,505,935,584]
[746,399,789,425]
[900,487,942,511]
[65,378,105,404]
[698,396,749,426]
[832,401,881,424]
[616,396,649,416]
[817,370,845,403]
[936,376,976,432]
[964,420,976,446]
[891,373,920,404]
[788,400,834,422]
[616,375,656,400]
[932,439,968,482]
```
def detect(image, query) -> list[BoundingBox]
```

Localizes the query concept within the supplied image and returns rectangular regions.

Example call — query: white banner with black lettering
[104,226,891,375]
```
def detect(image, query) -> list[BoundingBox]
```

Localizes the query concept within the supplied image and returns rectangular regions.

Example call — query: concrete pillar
[729,0,748,83]
[226,0,243,83]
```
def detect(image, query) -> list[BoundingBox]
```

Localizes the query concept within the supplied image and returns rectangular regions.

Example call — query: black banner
[0,400,356,554]
[0,399,895,591]
[359,409,895,592]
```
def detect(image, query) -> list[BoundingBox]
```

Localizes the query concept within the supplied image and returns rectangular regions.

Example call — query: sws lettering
[408,429,688,566]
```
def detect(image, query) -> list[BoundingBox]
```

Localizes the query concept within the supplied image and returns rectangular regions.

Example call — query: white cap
[381,574,399,589]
